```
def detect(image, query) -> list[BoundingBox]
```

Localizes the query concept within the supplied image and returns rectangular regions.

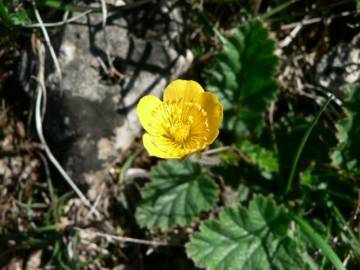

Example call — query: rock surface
[315,34,360,96]
[278,33,360,104]
[44,1,193,195]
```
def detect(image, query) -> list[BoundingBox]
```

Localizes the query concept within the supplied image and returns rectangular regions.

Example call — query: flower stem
[290,211,346,270]
[283,95,333,197]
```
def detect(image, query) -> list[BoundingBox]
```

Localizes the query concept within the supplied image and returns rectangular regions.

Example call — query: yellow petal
[143,133,184,159]
[136,95,164,136]
[198,92,223,132]
[163,80,204,103]
[206,129,220,144]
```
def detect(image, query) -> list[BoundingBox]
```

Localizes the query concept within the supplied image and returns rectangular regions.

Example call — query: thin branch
[25,9,92,28]
[33,2,62,83]
[62,10,70,22]
[100,0,114,71]
[26,0,155,28]
[199,145,254,165]
[75,228,173,246]
[85,191,103,219]
[281,9,360,30]
[99,0,108,28]
[202,146,232,155]
[36,151,55,203]
[279,23,303,48]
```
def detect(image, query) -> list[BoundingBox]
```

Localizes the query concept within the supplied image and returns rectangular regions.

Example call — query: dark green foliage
[332,85,360,175]
[205,20,279,138]
[0,0,30,27]
[237,140,279,179]
[186,196,304,270]
[136,159,220,230]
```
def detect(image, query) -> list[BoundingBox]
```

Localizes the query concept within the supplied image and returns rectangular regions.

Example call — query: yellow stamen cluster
[136,80,223,159]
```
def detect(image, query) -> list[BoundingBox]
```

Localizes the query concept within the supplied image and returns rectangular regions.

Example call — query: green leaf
[205,20,279,138]
[0,0,30,27]
[237,140,279,179]
[331,84,360,174]
[283,95,333,197]
[186,196,303,270]
[9,9,29,26]
[136,159,219,230]
[291,212,346,270]
[0,1,12,28]
[274,109,337,177]
[299,164,356,209]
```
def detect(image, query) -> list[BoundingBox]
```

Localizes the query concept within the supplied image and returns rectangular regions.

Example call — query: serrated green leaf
[136,159,219,230]
[237,140,279,179]
[331,85,360,174]
[205,20,279,138]
[186,196,303,270]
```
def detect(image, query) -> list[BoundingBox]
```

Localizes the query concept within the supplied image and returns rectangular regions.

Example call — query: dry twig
[74,227,173,246]
[33,2,62,82]
[281,9,360,30]
[25,9,92,28]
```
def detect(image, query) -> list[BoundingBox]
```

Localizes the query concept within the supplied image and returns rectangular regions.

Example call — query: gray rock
[315,34,360,96]
[44,1,193,195]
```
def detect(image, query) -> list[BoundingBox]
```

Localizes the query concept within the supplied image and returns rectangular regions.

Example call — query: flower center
[160,98,209,145]
[169,122,191,143]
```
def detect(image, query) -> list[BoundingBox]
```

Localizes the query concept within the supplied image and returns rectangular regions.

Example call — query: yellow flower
[136,80,223,159]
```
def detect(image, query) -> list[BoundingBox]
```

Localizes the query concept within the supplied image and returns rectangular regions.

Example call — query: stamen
[159,98,212,151]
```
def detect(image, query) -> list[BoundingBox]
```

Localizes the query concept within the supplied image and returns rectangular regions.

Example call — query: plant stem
[290,211,346,270]
[283,95,333,197]
[331,203,360,259]
[261,0,300,20]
